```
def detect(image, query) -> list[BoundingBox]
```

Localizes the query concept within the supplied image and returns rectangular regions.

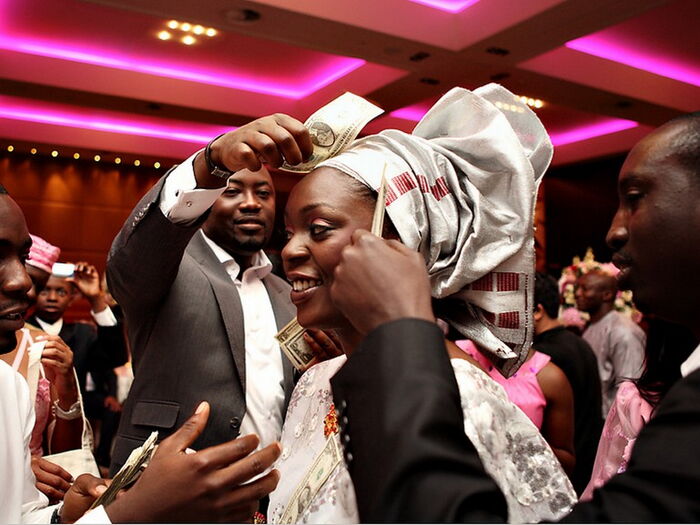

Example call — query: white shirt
[0,360,109,523]
[681,344,700,377]
[159,153,287,451]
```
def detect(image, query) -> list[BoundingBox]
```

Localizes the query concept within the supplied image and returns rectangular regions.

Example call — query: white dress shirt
[158,153,287,450]
[0,360,109,523]
[681,344,700,377]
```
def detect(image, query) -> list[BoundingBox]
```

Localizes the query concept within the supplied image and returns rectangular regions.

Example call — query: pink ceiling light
[0,100,232,143]
[0,36,366,99]
[390,106,429,121]
[407,0,481,13]
[550,119,638,147]
[566,36,700,87]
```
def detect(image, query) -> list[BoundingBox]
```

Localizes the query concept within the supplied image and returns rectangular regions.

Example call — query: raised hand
[35,334,78,403]
[330,230,434,335]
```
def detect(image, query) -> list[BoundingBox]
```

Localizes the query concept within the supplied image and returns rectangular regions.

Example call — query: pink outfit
[456,340,550,428]
[29,377,52,456]
[581,381,653,501]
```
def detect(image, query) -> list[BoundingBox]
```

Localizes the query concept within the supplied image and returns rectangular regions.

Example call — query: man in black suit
[107,114,313,477]
[329,112,700,522]
[29,263,128,397]
[532,272,603,495]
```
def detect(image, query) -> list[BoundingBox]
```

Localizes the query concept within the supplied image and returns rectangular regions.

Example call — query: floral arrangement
[558,248,642,329]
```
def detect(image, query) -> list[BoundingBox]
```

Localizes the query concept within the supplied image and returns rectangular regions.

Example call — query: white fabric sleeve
[75,505,111,524]
[159,150,225,224]
[91,306,117,327]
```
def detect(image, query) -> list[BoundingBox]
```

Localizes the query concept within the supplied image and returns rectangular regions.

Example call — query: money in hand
[280,92,383,173]
[89,431,159,510]
[371,166,388,237]
[276,318,316,372]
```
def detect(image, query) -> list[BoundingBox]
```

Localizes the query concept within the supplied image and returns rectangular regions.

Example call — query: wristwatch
[204,133,235,179]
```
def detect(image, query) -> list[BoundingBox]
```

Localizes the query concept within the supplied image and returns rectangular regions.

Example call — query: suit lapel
[187,231,247,392]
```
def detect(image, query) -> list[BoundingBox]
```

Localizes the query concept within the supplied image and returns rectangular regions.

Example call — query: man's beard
[233,235,267,254]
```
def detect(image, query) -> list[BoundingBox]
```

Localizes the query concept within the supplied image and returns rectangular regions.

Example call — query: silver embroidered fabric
[320,84,552,376]
[269,357,576,524]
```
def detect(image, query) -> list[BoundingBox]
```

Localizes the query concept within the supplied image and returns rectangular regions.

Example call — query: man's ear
[533,303,544,322]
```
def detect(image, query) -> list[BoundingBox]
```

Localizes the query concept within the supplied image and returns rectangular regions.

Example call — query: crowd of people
[1,83,699,523]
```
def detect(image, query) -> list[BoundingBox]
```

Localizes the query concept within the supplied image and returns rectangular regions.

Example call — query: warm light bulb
[193,25,204,35]
[115,157,122,164]
[181,35,196,45]
[180,22,192,31]
[51,150,59,157]
[134,159,141,166]
[157,31,172,40]
[205,28,217,37]
[73,153,80,159]
[94,154,101,162]
[534,100,544,108]
[30,148,37,155]
[167,20,179,29]
[7,145,13,152]
[154,162,161,169]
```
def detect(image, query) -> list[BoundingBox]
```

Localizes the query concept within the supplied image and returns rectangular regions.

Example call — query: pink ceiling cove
[0,0,376,99]
[406,0,481,14]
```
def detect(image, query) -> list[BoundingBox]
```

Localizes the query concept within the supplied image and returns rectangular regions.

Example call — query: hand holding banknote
[103,402,281,523]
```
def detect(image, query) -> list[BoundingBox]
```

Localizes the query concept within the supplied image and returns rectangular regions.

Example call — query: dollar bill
[280,92,383,173]
[280,436,342,523]
[89,431,159,510]
[275,317,316,372]
[371,168,388,236]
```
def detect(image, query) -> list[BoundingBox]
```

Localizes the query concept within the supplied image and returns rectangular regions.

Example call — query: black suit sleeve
[330,319,507,523]
[333,319,700,523]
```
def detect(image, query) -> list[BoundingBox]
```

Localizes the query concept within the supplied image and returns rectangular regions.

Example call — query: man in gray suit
[108,114,313,475]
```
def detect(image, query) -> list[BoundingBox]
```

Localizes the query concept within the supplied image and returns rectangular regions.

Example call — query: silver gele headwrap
[319,84,552,377]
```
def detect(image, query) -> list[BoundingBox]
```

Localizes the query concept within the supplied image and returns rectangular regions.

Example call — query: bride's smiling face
[282,167,375,331]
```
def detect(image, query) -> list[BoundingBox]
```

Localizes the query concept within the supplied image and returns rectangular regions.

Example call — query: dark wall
[543,153,626,275]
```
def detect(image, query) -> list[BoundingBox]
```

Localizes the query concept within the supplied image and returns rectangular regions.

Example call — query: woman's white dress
[269,355,576,524]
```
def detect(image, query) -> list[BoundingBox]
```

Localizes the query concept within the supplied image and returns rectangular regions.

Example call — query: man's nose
[240,192,262,211]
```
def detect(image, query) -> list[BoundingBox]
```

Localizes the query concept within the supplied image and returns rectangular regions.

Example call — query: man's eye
[284,230,294,241]
[224,189,240,196]
[257,191,271,198]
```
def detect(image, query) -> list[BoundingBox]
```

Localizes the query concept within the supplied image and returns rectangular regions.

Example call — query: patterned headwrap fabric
[319,84,552,377]
[28,234,61,274]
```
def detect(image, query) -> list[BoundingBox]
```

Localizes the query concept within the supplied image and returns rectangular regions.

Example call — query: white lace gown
[269,355,576,524]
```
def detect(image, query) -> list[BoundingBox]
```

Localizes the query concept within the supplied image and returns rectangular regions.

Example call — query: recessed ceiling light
[157,31,172,41]
[51,150,58,157]
[6,145,13,152]
[73,153,80,159]
[180,22,192,32]
[30,148,37,154]
[193,25,205,35]
[115,157,121,164]
[182,35,196,45]
[167,20,179,29]
[205,28,217,37]
[94,154,101,162]
[134,159,141,166]
[154,162,161,169]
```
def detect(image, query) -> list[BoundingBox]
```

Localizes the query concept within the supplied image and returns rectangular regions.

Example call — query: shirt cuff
[91,306,117,327]
[75,505,111,524]
[159,150,226,224]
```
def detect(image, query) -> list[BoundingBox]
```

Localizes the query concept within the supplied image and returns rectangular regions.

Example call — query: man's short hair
[666,111,700,174]
[535,272,560,319]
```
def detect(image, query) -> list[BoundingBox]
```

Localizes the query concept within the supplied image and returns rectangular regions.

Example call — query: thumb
[73,474,108,497]
[158,401,210,454]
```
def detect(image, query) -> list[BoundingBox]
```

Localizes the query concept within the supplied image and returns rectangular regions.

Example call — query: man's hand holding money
[103,402,281,523]
[194,114,314,189]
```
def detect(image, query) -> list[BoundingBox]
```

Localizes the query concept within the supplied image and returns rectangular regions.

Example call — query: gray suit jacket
[107,174,295,474]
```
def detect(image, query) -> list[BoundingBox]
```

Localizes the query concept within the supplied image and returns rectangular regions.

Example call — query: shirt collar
[201,231,272,281]
[681,343,700,377]
[34,316,63,336]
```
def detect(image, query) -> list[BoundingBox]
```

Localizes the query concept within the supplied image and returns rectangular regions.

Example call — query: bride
[268,84,576,524]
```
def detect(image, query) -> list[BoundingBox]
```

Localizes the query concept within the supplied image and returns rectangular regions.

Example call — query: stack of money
[280,92,383,173]
[89,431,159,510]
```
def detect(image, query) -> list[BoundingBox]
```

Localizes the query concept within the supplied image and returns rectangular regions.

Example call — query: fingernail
[96,485,107,495]
[195,401,207,414]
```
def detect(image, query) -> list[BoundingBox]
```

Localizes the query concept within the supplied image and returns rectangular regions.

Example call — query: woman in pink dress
[582,317,697,500]
[457,339,576,475]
